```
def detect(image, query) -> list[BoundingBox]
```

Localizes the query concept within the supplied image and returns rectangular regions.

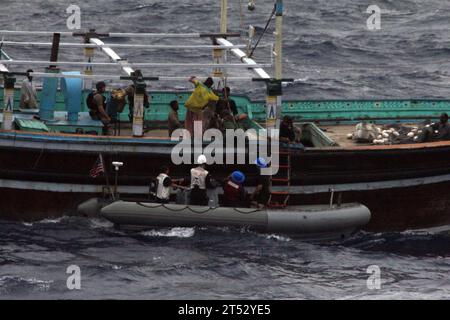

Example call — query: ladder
[268,146,291,208]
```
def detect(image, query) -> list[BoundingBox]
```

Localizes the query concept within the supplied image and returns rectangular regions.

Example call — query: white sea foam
[36,217,64,224]
[88,218,114,229]
[0,276,54,290]
[140,227,195,238]
[265,234,292,242]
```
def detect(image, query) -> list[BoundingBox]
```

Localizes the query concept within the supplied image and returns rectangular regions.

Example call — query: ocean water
[0,218,449,299]
[1,0,450,299]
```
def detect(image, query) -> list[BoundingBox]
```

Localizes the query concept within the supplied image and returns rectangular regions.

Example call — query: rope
[239,0,244,31]
[137,202,212,214]
[136,202,262,215]
[248,3,276,59]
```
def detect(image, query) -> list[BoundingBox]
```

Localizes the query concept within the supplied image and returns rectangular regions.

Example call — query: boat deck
[318,124,372,148]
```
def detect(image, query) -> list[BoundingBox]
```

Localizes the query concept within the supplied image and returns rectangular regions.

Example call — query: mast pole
[213,0,229,82]
[274,0,283,80]
[220,0,228,34]
[266,0,283,134]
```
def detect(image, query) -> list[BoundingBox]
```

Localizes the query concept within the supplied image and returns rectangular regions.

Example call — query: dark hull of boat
[0,131,449,231]
[1,178,449,232]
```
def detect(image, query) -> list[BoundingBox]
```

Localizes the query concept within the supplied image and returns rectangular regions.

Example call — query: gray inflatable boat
[100,201,371,240]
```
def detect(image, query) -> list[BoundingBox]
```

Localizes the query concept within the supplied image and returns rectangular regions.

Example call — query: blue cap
[231,171,246,184]
[255,157,268,168]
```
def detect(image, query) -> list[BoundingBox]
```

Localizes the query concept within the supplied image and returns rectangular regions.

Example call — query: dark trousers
[190,188,208,206]
[156,197,170,204]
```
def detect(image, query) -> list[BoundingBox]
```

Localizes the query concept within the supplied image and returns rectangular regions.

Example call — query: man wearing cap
[189,154,212,206]
[87,81,111,135]
[222,171,247,208]
[280,115,302,143]
[19,69,39,110]
[251,157,271,209]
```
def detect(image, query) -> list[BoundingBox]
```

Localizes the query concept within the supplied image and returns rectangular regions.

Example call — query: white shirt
[156,173,171,200]
[190,167,209,189]
[19,78,38,108]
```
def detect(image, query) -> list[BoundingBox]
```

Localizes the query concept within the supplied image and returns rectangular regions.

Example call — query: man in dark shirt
[251,157,271,209]
[168,100,182,136]
[222,171,247,207]
[419,113,450,142]
[216,87,238,116]
[280,116,296,143]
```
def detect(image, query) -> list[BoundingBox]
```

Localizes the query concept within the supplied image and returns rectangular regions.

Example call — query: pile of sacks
[347,123,424,145]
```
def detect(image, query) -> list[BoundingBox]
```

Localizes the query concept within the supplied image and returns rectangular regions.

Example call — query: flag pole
[100,154,115,200]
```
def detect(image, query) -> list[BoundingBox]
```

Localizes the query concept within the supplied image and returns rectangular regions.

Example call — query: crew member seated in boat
[19,69,39,110]
[168,100,183,136]
[155,165,183,204]
[222,171,247,208]
[87,81,111,135]
[125,71,150,123]
[190,154,213,206]
[418,113,450,142]
[185,76,219,135]
[251,157,271,209]
[280,116,302,143]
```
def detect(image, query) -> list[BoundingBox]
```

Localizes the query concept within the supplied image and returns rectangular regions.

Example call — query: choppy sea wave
[1,0,450,299]
[1,217,449,299]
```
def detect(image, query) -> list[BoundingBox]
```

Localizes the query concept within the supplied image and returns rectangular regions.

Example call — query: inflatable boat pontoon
[100,201,371,240]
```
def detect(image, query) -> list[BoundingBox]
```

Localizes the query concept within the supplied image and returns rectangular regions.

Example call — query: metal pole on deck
[2,74,15,130]
[265,0,283,134]
[132,74,146,137]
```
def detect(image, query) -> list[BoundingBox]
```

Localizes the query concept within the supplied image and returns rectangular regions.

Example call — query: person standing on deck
[87,81,111,135]
[168,100,182,136]
[216,87,238,116]
[189,154,213,206]
[19,69,39,110]
[185,77,219,135]
[251,157,271,209]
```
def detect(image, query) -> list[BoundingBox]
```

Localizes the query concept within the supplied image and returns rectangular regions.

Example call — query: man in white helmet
[190,154,211,206]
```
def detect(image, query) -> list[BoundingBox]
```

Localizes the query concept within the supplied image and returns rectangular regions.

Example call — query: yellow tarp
[185,80,219,114]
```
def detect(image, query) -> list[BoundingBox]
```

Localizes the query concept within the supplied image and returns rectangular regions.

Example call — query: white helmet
[197,154,207,165]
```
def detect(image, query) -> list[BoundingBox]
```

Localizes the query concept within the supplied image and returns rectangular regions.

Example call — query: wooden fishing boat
[0,0,449,232]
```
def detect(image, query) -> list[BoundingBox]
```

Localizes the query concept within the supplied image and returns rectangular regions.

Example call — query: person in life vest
[155,165,183,204]
[87,81,111,135]
[222,171,247,208]
[185,77,219,135]
[251,157,271,209]
[189,154,213,206]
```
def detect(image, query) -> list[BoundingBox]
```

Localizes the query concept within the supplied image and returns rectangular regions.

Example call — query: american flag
[90,154,105,178]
